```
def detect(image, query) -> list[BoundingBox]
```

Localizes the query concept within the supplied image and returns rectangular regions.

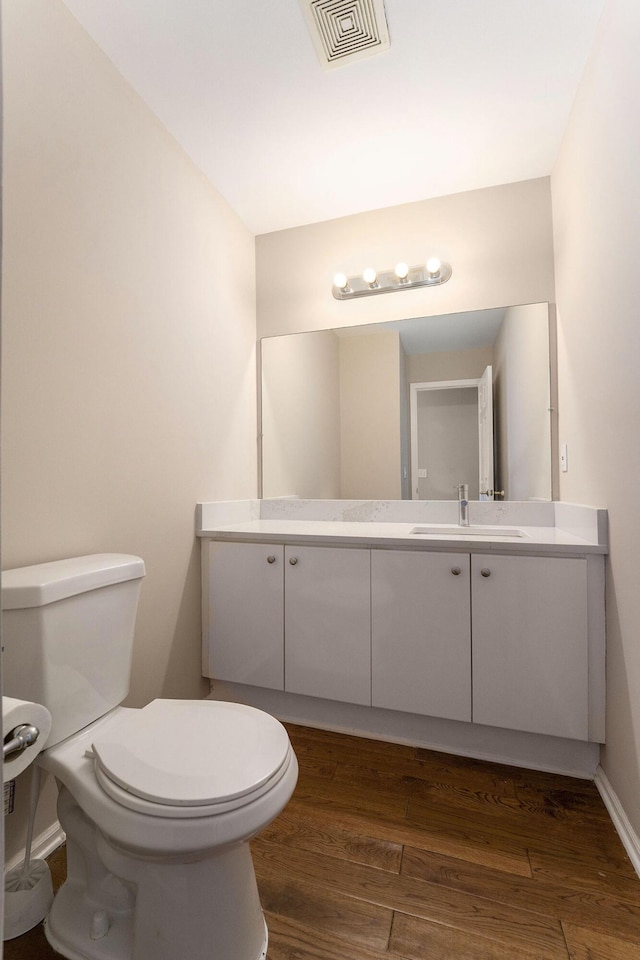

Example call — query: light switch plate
[561,443,568,473]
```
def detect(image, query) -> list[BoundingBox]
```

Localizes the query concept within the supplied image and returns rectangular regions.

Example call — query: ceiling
[336,307,506,354]
[61,0,605,236]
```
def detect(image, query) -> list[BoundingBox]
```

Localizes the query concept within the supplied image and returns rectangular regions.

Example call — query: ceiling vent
[299,0,390,70]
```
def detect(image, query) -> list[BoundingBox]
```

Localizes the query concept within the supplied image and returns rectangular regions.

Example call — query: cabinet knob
[289,557,298,566]
[451,566,461,576]
[480,568,491,578]
[266,555,277,564]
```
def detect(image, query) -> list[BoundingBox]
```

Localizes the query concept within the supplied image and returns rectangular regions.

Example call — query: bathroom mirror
[260,302,556,502]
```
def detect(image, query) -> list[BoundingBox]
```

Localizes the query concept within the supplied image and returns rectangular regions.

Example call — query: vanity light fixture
[332,257,452,300]
[395,262,410,282]
[333,272,350,293]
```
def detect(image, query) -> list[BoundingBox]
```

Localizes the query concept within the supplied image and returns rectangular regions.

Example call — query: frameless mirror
[260,303,555,502]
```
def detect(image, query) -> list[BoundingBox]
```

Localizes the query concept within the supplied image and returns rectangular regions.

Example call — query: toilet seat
[91,699,292,819]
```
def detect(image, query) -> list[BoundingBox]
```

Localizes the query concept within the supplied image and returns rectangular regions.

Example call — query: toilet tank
[2,554,146,748]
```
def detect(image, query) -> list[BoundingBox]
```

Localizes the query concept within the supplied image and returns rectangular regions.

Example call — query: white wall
[2,0,257,860]
[261,331,341,498]
[552,0,640,836]
[257,179,556,339]
[416,387,480,500]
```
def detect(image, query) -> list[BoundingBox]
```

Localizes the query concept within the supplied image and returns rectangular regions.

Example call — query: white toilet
[1,554,298,960]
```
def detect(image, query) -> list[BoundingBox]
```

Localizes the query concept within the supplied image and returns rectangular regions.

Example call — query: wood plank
[514,779,612,822]
[285,723,416,765]
[285,791,533,877]
[256,868,392,951]
[252,839,569,958]
[293,770,408,820]
[286,722,416,756]
[264,912,403,960]
[529,847,640,902]
[287,789,533,877]
[412,746,522,792]
[407,782,621,834]
[256,808,403,873]
[406,791,628,862]
[563,921,640,959]
[511,767,605,798]
[332,756,519,801]
[295,754,337,780]
[401,845,640,942]
[390,910,569,960]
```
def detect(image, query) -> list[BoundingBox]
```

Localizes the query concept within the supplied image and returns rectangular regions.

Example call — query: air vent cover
[299,0,390,70]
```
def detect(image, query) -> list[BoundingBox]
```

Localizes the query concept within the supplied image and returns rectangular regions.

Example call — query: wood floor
[6,722,640,959]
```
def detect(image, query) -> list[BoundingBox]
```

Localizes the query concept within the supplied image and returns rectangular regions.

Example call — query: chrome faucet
[457,483,469,526]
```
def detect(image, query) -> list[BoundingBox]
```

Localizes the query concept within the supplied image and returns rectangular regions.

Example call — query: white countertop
[197,517,607,555]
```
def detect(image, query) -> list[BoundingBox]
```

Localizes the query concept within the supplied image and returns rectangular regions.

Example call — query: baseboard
[5,822,65,874]
[594,766,640,878]
[208,681,601,779]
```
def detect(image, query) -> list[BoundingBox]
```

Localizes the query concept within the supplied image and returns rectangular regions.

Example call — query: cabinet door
[284,545,371,705]
[205,541,284,689]
[371,550,471,721]
[472,554,588,739]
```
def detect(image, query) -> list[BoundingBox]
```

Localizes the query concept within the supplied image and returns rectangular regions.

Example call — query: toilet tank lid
[2,554,146,609]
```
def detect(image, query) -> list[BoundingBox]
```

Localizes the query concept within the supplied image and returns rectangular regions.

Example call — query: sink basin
[410,525,528,538]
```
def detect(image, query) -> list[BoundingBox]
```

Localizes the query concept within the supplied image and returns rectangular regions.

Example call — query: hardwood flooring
[5,723,640,959]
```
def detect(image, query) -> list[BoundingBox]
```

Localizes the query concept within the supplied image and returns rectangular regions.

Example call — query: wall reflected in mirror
[260,303,554,502]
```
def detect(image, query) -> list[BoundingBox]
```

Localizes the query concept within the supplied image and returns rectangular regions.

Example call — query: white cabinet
[203,541,370,705]
[285,545,371,704]
[203,539,602,742]
[371,550,471,722]
[471,554,589,739]
[203,541,284,689]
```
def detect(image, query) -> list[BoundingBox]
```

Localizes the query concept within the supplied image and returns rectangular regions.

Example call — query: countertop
[197,518,607,556]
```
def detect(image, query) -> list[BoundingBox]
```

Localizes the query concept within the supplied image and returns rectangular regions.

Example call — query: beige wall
[2,0,257,858]
[256,178,556,339]
[261,331,341,498]
[552,0,640,834]
[493,304,551,500]
[407,346,493,385]
[339,332,403,499]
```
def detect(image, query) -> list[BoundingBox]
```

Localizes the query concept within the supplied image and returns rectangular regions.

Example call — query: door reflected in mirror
[260,303,555,502]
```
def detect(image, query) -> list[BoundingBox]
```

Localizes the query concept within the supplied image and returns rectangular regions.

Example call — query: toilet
[1,554,298,960]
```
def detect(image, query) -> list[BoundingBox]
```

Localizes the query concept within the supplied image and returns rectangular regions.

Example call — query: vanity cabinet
[471,554,589,740]
[203,541,370,705]
[204,541,285,689]
[285,545,370,704]
[203,538,603,742]
[371,550,471,722]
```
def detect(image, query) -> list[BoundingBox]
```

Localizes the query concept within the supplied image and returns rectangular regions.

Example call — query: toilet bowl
[1,555,298,960]
[40,699,298,960]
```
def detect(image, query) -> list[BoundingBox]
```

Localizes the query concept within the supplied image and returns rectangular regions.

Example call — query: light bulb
[395,262,409,281]
[426,257,441,277]
[333,272,348,291]
[363,267,377,285]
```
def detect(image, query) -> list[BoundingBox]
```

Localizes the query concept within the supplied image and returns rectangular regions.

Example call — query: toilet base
[46,902,268,960]
[46,786,271,960]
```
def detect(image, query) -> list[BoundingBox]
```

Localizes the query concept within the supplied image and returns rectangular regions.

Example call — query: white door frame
[409,376,492,500]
